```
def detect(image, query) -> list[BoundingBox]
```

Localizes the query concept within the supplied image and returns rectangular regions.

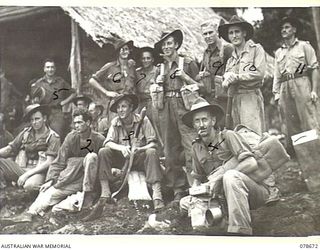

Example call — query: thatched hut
[0,6,222,123]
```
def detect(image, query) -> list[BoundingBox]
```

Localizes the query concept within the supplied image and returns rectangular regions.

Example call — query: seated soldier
[179,97,289,235]
[83,94,164,221]
[88,102,109,137]
[0,108,105,223]
[0,104,60,191]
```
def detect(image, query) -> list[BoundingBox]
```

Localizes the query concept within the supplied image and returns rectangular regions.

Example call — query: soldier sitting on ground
[179,97,290,235]
[0,104,60,191]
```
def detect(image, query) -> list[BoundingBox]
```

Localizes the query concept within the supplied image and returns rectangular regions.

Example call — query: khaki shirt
[156,54,199,91]
[225,40,266,90]
[136,66,157,100]
[45,129,105,187]
[31,75,73,107]
[92,60,137,94]
[105,114,157,147]
[272,39,319,95]
[201,42,233,77]
[191,130,254,182]
[9,126,60,160]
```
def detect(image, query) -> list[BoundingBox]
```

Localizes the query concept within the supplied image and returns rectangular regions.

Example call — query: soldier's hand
[40,180,53,192]
[311,91,318,103]
[120,145,131,159]
[222,79,230,90]
[175,69,187,80]
[17,173,30,187]
[107,91,121,98]
[156,75,165,84]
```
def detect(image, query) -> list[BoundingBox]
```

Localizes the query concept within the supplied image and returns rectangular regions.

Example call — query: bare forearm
[89,78,109,96]
[0,146,13,158]
[106,141,124,152]
[311,69,320,92]
[25,156,54,177]
[138,141,157,152]
[60,92,76,106]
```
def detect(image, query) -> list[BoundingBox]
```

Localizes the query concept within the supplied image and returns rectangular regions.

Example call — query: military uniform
[0,126,60,190]
[31,75,74,139]
[156,54,199,190]
[92,60,137,127]
[136,66,161,136]
[199,42,233,126]
[273,39,320,139]
[99,114,163,186]
[27,129,105,215]
[180,129,273,235]
[225,40,266,134]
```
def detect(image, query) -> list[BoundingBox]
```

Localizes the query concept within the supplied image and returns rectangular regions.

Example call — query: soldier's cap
[72,95,93,106]
[114,40,134,53]
[218,15,254,42]
[182,97,225,128]
[280,16,301,33]
[154,30,183,53]
[23,104,49,122]
[234,124,259,135]
[109,93,139,113]
[30,86,46,102]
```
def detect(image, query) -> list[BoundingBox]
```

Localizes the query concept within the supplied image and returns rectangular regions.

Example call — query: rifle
[111,107,147,198]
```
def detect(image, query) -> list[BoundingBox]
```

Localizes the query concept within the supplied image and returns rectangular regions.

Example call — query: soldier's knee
[23,181,39,191]
[85,152,98,161]
[99,146,112,156]
[223,169,241,186]
[145,148,157,156]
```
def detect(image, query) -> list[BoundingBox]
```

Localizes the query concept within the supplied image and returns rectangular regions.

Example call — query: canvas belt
[164,90,182,98]
[279,71,308,84]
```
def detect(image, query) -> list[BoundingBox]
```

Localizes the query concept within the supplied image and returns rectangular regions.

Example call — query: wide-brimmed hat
[109,94,139,113]
[154,30,183,53]
[72,95,93,106]
[182,97,225,128]
[23,104,49,122]
[280,16,301,33]
[218,15,254,42]
[114,40,134,53]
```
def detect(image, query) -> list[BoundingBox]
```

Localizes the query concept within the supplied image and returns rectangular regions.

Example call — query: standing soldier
[218,16,266,135]
[30,59,76,140]
[136,47,162,144]
[154,30,200,202]
[273,17,320,149]
[196,20,233,125]
[89,40,137,128]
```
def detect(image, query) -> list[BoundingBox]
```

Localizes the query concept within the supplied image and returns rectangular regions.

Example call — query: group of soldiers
[0,14,319,235]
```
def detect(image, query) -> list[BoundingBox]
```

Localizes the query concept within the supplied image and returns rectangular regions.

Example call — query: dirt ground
[1,159,320,236]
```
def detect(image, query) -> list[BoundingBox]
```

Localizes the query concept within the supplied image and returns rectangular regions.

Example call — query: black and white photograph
[0,5,320,243]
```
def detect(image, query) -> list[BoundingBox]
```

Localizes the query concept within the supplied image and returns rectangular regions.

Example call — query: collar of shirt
[230,39,254,60]
[281,38,299,49]
[113,113,141,127]
[40,75,59,84]
[164,53,180,69]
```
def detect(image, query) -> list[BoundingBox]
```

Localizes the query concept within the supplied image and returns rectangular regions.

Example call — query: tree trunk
[312,7,320,60]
